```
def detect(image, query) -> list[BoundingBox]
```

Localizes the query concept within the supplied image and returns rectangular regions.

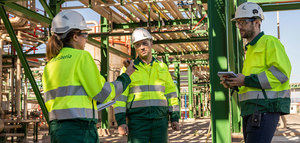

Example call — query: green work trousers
[128,117,168,143]
[50,119,99,143]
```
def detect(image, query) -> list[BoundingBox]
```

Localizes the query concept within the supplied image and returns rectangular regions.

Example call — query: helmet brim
[80,27,92,31]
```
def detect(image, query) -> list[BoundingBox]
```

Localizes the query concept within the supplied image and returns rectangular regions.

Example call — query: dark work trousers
[127,117,168,143]
[243,112,280,143]
[50,119,99,143]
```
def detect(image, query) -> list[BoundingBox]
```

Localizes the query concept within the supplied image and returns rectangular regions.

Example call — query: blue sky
[262,10,300,83]
[36,1,300,83]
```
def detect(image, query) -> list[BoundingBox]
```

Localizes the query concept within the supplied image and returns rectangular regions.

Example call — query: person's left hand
[171,122,180,131]
[226,73,245,87]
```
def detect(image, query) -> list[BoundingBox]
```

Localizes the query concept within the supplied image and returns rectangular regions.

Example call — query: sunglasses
[235,18,256,26]
[78,32,89,38]
[134,41,150,48]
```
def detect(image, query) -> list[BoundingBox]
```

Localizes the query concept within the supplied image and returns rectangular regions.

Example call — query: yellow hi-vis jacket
[42,47,125,121]
[113,57,180,125]
[239,32,291,116]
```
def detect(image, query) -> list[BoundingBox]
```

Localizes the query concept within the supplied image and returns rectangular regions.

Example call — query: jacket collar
[245,31,264,50]
[134,56,158,66]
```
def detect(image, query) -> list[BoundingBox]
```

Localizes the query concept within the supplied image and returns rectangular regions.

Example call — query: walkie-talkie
[124,59,138,70]
[251,94,262,127]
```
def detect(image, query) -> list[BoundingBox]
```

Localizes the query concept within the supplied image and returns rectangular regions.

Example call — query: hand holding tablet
[217,71,238,79]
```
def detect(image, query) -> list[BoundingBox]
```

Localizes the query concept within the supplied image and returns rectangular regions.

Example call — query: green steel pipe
[0,6,49,124]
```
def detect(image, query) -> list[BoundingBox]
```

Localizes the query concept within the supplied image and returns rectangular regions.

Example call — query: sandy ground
[97,114,300,143]
[21,114,300,142]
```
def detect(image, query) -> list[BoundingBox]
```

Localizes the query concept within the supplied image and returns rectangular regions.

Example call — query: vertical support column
[10,63,14,115]
[188,65,193,118]
[15,32,21,118]
[11,45,15,115]
[204,90,208,117]
[24,78,28,119]
[16,57,21,118]
[100,16,110,129]
[226,0,242,133]
[208,0,231,142]
[0,40,3,107]
[174,62,181,117]
[163,54,170,66]
[199,92,202,117]
[195,92,199,118]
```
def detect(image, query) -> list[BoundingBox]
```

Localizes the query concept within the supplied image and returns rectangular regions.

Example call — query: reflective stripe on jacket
[238,34,291,116]
[113,57,180,125]
[43,48,123,121]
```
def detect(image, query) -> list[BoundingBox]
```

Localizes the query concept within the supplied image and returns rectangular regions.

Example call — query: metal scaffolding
[0,0,299,142]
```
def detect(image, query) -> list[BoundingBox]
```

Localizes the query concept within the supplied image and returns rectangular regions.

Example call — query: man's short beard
[242,30,255,39]
[242,24,255,39]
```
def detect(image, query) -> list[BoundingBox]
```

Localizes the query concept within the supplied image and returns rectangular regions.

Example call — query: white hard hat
[132,28,153,44]
[232,2,264,21]
[51,10,91,37]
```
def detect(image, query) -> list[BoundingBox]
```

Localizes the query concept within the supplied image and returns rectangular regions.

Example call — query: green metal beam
[100,16,110,129]
[87,37,130,58]
[3,53,46,59]
[89,36,208,46]
[113,18,207,29]
[157,50,208,56]
[2,2,51,26]
[89,30,207,37]
[261,2,300,12]
[153,37,208,45]
[0,6,49,124]
[208,0,231,142]
[242,0,300,12]
[39,0,54,18]
[227,0,242,133]
[49,0,61,16]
